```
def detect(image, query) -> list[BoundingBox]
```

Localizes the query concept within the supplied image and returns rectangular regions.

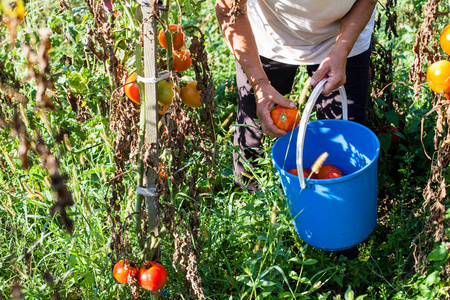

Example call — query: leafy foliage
[0,0,449,299]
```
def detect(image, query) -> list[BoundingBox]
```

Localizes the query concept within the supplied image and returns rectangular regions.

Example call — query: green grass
[1,0,449,299]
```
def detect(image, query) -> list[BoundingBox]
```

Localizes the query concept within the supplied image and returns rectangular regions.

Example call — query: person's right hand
[253,81,297,137]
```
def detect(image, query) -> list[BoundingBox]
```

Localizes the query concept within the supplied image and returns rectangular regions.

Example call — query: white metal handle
[296,78,348,189]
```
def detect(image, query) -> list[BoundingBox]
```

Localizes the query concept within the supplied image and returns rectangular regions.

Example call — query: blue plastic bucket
[271,80,380,251]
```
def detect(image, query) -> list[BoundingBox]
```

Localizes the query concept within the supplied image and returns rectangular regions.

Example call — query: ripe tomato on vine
[180,81,202,107]
[271,105,300,132]
[113,260,138,284]
[124,73,140,104]
[426,60,450,94]
[440,24,450,55]
[158,24,186,51]
[173,50,192,72]
[138,261,168,291]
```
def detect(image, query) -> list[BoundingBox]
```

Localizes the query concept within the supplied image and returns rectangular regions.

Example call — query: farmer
[215,0,377,191]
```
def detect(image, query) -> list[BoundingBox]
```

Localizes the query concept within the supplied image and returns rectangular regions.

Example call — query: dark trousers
[233,48,371,191]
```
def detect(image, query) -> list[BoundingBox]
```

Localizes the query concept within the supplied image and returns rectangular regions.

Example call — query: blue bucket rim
[271,119,380,186]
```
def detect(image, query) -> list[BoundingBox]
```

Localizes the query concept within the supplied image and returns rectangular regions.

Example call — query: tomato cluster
[113,260,168,292]
[123,24,203,111]
[426,24,450,98]
[158,24,192,73]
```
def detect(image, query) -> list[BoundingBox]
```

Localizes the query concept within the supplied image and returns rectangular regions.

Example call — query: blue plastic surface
[271,119,380,251]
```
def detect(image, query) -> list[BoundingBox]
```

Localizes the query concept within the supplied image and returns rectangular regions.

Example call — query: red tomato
[426,60,450,94]
[173,50,192,72]
[287,168,317,179]
[445,93,450,101]
[390,127,401,144]
[158,24,186,50]
[113,260,138,284]
[316,164,344,179]
[124,73,140,104]
[440,24,450,55]
[271,105,300,132]
[138,261,168,291]
[381,125,401,144]
[180,81,202,107]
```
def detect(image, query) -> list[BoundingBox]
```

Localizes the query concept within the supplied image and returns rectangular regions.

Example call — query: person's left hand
[310,51,347,95]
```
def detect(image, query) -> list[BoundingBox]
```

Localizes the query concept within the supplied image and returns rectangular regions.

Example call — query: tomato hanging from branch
[138,261,168,291]
[113,260,138,284]
[124,73,140,104]
[426,60,450,94]
[440,24,450,55]
[157,80,178,106]
[173,50,192,72]
[158,24,186,51]
[180,81,202,107]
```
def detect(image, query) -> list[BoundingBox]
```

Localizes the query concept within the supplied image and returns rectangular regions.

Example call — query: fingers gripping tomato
[180,81,202,107]
[113,260,138,284]
[138,261,168,291]
[271,105,300,132]
[124,73,140,104]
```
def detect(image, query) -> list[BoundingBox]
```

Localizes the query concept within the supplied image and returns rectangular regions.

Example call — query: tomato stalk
[161,0,174,72]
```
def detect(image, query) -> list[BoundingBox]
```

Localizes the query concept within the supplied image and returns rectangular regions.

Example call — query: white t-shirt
[247,0,376,65]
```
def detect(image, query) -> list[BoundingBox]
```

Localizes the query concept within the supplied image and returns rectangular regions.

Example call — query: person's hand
[310,51,347,95]
[253,81,297,137]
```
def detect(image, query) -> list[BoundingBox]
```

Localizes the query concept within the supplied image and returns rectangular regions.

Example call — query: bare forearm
[215,0,269,90]
[332,0,377,56]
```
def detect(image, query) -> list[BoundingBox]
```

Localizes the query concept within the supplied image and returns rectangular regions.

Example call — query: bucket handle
[296,78,348,189]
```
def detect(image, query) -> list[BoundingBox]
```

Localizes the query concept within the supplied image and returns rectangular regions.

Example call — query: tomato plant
[287,168,317,178]
[426,60,450,94]
[180,81,202,107]
[440,24,450,55]
[173,50,192,72]
[158,24,186,50]
[316,164,344,179]
[138,261,168,291]
[271,105,300,132]
[113,260,138,284]
[157,80,177,106]
[124,73,140,104]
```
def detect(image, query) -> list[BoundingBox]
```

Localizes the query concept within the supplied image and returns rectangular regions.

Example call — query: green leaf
[378,133,391,153]
[344,285,354,300]
[425,270,440,287]
[81,272,94,286]
[332,274,343,287]
[289,257,318,265]
[384,110,399,126]
[426,243,448,261]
